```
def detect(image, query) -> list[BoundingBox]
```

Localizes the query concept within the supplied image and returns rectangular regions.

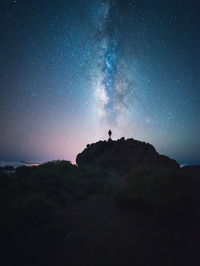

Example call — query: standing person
[108,129,112,140]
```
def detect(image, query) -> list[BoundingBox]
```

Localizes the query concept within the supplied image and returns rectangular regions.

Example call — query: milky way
[93,0,134,129]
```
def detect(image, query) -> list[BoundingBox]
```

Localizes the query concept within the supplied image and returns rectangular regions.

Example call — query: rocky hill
[76,138,180,175]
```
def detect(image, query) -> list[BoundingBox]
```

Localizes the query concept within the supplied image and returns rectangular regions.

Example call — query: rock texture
[76,138,180,175]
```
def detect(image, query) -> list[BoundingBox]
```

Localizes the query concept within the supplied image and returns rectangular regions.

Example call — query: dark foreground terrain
[0,139,200,266]
[53,195,199,266]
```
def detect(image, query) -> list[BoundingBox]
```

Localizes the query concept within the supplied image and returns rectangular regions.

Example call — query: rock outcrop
[76,138,180,175]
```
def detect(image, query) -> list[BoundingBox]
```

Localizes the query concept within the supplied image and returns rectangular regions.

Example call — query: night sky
[0,0,200,165]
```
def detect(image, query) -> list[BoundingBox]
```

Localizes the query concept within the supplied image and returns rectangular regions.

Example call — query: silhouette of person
[108,129,112,140]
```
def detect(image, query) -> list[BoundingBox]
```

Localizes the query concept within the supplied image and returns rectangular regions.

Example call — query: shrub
[39,160,76,173]
[15,165,33,176]
[121,168,186,212]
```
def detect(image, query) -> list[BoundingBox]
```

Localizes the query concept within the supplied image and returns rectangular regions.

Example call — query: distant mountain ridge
[76,137,180,175]
[0,161,39,168]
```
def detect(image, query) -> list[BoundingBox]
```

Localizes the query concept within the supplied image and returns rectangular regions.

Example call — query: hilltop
[76,137,180,176]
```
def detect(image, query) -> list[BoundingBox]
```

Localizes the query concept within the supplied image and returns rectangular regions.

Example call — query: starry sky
[0,0,200,165]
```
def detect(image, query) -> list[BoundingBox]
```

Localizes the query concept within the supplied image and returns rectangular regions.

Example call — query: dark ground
[47,194,199,266]
[1,163,200,266]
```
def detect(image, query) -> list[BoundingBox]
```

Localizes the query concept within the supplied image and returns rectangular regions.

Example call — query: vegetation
[0,160,110,265]
[0,159,198,265]
[116,167,196,213]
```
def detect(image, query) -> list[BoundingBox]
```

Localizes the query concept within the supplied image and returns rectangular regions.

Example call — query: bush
[121,168,186,212]
[15,165,35,176]
[14,161,110,199]
[39,160,76,173]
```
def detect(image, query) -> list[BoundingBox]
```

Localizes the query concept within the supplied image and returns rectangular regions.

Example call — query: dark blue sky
[0,0,200,164]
